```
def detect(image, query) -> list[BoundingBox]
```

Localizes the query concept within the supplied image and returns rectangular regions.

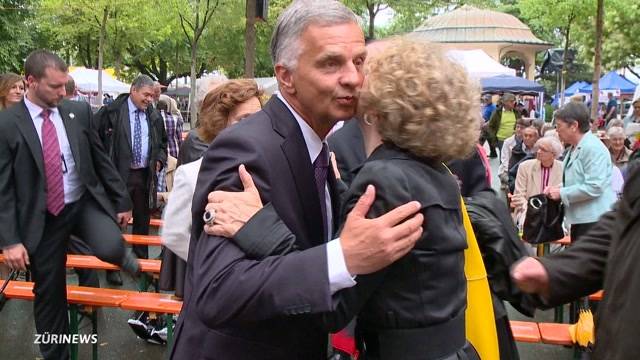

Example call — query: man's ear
[274,64,295,96]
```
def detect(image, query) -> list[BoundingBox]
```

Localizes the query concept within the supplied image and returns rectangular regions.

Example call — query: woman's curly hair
[198,79,263,143]
[359,38,481,161]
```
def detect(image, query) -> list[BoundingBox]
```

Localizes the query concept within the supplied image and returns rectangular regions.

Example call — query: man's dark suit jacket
[170,96,341,359]
[177,128,208,165]
[537,162,640,360]
[328,119,366,186]
[0,100,131,254]
[93,93,167,202]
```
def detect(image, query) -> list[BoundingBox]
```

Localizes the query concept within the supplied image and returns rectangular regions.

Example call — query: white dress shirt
[276,92,356,294]
[24,96,85,204]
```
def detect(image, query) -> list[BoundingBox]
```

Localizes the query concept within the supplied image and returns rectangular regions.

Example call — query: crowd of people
[1,1,640,360]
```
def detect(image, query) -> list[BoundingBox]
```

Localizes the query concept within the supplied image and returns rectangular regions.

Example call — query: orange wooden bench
[538,322,573,346]
[509,320,541,343]
[122,234,162,246]
[0,254,161,274]
[2,280,131,360]
[119,291,183,349]
[127,218,163,228]
[588,290,603,301]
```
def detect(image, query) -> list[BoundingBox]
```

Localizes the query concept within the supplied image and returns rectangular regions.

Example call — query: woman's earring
[363,114,374,126]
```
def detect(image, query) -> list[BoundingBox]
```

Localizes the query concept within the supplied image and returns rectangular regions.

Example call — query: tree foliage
[0,0,36,73]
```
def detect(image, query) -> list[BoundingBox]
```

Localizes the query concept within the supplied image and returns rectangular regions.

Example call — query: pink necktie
[41,109,65,216]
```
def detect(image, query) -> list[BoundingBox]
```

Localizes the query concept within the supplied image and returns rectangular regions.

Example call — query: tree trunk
[189,0,201,128]
[97,7,108,108]
[244,0,257,78]
[591,0,604,121]
[368,4,376,39]
[189,44,198,128]
[559,17,573,107]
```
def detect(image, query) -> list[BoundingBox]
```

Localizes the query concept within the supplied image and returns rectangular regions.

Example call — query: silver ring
[203,209,216,226]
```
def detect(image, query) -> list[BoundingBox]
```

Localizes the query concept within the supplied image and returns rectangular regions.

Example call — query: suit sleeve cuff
[326,238,356,295]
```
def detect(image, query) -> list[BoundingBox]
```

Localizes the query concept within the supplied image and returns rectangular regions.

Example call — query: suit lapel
[266,97,325,246]
[121,101,133,151]
[13,101,45,175]
[58,102,81,169]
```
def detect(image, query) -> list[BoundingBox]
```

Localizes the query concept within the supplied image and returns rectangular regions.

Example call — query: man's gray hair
[195,73,229,111]
[270,0,359,70]
[131,74,155,90]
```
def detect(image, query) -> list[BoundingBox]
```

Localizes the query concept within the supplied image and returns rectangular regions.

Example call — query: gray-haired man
[170,1,423,359]
[94,74,168,284]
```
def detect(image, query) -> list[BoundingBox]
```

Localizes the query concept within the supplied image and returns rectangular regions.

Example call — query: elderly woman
[607,126,632,170]
[544,102,616,243]
[204,39,490,359]
[0,73,25,110]
[160,79,263,298]
[511,136,564,233]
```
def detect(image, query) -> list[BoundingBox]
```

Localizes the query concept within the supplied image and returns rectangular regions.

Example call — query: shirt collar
[24,95,58,121]
[276,91,324,164]
[127,96,143,115]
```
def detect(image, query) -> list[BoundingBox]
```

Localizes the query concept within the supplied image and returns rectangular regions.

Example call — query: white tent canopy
[69,67,131,94]
[447,49,516,79]
[254,77,278,95]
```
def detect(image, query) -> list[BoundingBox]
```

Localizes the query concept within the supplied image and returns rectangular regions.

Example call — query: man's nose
[340,62,363,88]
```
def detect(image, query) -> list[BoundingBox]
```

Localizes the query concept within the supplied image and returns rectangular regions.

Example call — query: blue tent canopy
[552,81,590,106]
[481,74,545,94]
[564,81,590,96]
[579,71,637,94]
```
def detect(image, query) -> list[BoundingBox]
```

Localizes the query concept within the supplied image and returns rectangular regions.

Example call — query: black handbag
[522,194,565,244]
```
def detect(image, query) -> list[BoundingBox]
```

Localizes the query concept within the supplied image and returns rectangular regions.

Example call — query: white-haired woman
[607,126,632,171]
[511,137,564,237]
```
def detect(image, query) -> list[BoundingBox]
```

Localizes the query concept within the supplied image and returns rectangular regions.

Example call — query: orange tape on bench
[509,320,541,343]
[538,322,573,345]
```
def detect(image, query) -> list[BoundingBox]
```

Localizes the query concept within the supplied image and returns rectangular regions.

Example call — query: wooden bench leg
[165,314,174,353]
[554,304,564,323]
[69,305,79,360]
[91,310,98,360]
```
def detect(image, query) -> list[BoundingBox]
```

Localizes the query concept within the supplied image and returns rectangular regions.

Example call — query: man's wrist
[326,238,356,294]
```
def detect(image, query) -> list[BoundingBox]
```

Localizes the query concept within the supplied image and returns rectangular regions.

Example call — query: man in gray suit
[0,50,138,360]
[170,2,423,359]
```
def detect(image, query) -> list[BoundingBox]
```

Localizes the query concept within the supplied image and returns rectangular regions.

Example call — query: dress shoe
[106,271,123,286]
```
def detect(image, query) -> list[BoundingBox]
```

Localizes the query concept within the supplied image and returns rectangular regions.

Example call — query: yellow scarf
[461,197,500,359]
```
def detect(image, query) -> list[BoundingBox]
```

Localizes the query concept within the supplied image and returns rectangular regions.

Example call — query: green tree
[519,0,595,106]
[0,0,36,73]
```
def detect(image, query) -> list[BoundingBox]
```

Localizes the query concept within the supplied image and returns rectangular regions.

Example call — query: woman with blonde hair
[0,73,25,110]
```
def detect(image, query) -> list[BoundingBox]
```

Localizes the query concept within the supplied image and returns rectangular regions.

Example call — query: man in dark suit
[0,50,139,360]
[170,2,424,359]
[94,75,167,284]
[328,119,366,186]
